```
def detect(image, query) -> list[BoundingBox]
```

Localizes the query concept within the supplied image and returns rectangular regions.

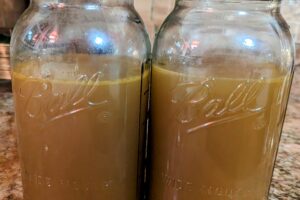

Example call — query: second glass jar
[149,0,294,199]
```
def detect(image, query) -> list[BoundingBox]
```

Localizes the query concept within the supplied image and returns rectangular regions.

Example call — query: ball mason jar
[10,0,151,199]
[149,0,294,199]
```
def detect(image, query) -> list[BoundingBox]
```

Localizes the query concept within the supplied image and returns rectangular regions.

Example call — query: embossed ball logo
[18,71,110,123]
[171,77,266,133]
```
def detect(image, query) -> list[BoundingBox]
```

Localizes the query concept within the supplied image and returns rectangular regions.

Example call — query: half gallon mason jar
[10,0,150,199]
[149,0,294,199]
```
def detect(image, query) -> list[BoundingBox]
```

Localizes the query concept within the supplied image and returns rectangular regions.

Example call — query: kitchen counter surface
[0,68,300,200]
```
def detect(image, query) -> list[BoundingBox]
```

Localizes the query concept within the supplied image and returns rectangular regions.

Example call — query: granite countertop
[0,68,300,200]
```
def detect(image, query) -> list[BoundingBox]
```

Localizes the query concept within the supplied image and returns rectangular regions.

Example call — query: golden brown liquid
[150,63,291,200]
[12,55,148,200]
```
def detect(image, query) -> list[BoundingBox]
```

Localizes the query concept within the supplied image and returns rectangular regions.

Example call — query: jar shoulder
[154,8,293,67]
[11,5,151,60]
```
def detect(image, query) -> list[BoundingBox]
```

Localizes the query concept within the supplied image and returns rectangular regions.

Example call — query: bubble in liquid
[44,145,49,152]
[97,111,112,123]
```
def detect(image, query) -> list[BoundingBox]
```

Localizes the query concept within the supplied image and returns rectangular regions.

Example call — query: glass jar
[149,0,294,199]
[10,0,151,199]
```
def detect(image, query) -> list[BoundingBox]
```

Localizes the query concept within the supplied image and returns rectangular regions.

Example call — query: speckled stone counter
[0,68,300,200]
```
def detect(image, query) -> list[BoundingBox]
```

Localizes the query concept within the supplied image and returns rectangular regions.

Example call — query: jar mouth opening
[177,0,280,2]
[177,0,280,10]
[31,0,133,6]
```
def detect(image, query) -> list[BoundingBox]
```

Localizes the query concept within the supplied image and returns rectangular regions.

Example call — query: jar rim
[176,0,281,10]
